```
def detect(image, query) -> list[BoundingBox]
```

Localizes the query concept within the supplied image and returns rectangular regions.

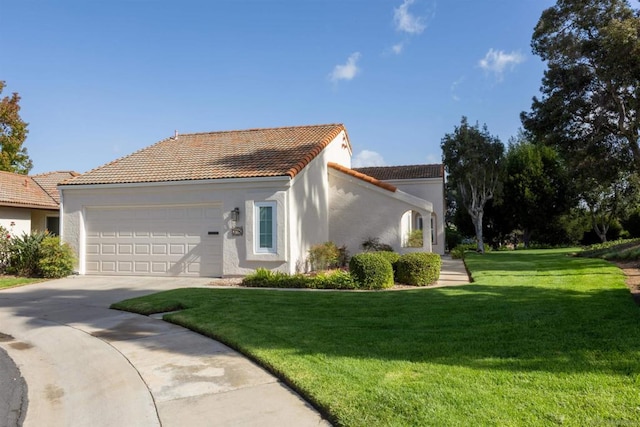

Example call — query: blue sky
[3,0,566,174]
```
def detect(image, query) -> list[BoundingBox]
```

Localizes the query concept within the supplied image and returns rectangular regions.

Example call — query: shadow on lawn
[155,282,640,376]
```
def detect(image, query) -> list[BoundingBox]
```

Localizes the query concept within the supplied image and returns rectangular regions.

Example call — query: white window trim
[254,201,277,254]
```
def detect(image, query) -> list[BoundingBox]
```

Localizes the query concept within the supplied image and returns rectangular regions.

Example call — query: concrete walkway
[436,255,471,287]
[0,277,329,427]
[0,258,469,427]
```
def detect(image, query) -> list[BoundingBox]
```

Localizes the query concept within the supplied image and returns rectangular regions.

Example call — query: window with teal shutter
[255,201,277,253]
[259,206,272,249]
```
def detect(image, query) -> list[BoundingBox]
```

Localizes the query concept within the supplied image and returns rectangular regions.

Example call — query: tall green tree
[441,117,504,253]
[502,135,573,247]
[521,0,640,172]
[0,81,32,174]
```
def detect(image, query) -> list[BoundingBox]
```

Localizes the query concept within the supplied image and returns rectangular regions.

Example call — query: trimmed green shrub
[396,252,441,286]
[242,268,308,288]
[7,231,47,277]
[406,229,423,248]
[375,251,400,279]
[242,268,357,289]
[450,243,490,259]
[308,242,340,271]
[309,270,357,289]
[349,253,394,290]
[38,236,76,278]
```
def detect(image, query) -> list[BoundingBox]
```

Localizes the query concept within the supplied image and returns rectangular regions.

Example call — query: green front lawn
[112,249,640,426]
[0,276,44,290]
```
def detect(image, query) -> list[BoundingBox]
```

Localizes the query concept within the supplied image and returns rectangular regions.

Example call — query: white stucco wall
[60,178,298,276]
[287,130,353,272]
[0,208,31,236]
[327,169,433,256]
[30,210,59,234]
[384,178,445,254]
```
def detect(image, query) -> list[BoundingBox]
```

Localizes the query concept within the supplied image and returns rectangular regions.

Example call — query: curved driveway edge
[0,343,27,427]
[0,277,330,427]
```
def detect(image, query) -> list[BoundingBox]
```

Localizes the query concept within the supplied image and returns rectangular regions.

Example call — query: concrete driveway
[0,276,329,427]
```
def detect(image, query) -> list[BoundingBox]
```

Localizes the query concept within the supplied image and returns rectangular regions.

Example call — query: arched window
[401,210,424,248]
[431,214,437,244]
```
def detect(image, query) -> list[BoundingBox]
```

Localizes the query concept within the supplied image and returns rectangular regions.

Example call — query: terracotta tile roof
[31,171,79,203]
[353,164,444,180]
[0,171,59,209]
[64,124,350,185]
[328,162,397,192]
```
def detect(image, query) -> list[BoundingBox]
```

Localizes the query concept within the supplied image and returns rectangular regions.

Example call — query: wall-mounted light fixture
[231,207,240,222]
[230,207,243,236]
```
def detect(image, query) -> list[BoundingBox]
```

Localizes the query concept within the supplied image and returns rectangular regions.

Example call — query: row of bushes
[243,268,358,289]
[0,229,76,278]
[243,250,441,290]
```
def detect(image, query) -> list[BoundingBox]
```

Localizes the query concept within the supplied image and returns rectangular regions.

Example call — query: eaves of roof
[327,162,397,192]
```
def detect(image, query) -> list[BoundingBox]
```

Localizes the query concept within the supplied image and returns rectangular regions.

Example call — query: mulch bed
[616,262,640,306]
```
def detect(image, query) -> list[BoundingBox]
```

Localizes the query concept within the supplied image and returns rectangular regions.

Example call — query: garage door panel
[117,261,133,272]
[152,244,167,255]
[134,262,150,273]
[118,244,133,255]
[102,261,117,272]
[152,262,167,273]
[85,205,222,277]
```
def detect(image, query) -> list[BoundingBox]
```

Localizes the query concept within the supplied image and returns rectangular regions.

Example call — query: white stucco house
[60,124,445,277]
[0,170,78,236]
[352,164,445,255]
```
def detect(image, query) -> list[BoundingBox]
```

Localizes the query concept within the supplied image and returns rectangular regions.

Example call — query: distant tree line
[443,0,640,251]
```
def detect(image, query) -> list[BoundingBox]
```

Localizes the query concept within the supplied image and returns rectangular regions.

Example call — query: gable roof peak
[64,123,350,186]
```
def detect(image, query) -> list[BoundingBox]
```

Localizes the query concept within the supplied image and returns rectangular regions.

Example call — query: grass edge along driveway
[0,276,44,290]
[112,249,640,427]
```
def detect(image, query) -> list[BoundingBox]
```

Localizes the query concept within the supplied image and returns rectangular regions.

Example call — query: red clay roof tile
[65,124,349,185]
[328,162,397,192]
[353,164,444,180]
[0,171,60,209]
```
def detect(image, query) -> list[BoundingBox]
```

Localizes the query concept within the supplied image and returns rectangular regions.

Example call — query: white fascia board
[58,175,292,191]
[328,168,433,212]
[394,190,434,213]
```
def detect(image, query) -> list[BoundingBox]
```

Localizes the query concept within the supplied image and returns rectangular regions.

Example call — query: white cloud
[391,42,405,54]
[352,150,386,167]
[394,0,429,35]
[329,52,362,82]
[450,77,464,101]
[478,49,525,80]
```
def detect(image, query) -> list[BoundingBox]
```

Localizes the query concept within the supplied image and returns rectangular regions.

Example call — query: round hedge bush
[349,253,394,290]
[376,250,400,272]
[396,252,441,286]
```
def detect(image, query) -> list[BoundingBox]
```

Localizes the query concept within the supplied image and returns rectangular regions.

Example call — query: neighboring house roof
[0,170,77,209]
[328,162,397,192]
[64,124,351,186]
[31,171,80,204]
[353,164,444,181]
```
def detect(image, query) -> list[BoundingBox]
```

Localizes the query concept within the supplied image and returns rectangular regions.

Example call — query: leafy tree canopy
[0,81,32,174]
[522,0,640,171]
[502,134,574,246]
[441,117,504,252]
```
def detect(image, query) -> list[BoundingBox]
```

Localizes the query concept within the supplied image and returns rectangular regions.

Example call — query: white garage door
[85,205,223,277]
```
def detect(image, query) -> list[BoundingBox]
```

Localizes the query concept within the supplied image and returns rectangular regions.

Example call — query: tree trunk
[523,228,531,248]
[594,224,608,243]
[472,211,484,253]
